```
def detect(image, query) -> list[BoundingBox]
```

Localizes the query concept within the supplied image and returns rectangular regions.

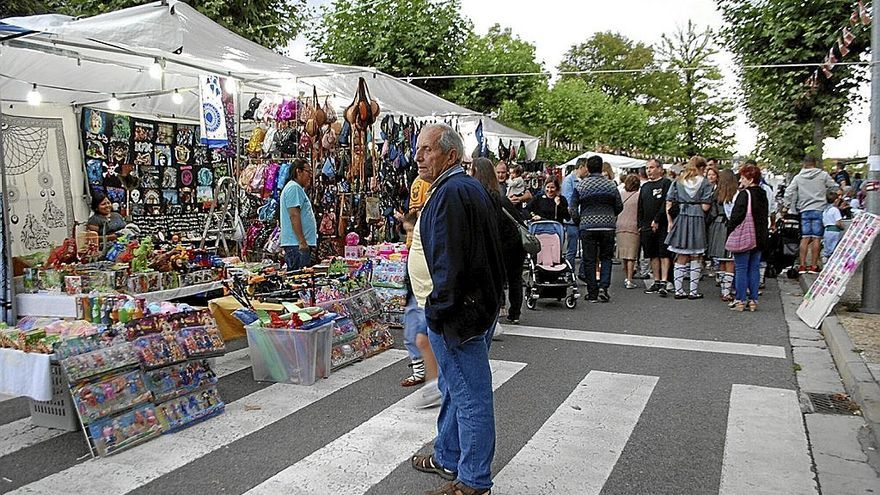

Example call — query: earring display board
[80,108,233,237]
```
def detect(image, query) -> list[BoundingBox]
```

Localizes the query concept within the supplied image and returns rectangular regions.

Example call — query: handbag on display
[323,96,337,124]
[242,95,263,121]
[725,190,757,253]
[245,127,266,155]
[502,208,540,255]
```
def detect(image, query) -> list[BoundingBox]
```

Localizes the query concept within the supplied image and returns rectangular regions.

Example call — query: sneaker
[598,288,610,302]
[644,282,662,294]
[624,280,639,289]
[798,265,808,274]
[658,286,668,297]
[584,294,598,302]
[808,265,819,274]
[414,380,442,409]
[674,293,688,300]
[505,316,520,325]
[688,292,704,300]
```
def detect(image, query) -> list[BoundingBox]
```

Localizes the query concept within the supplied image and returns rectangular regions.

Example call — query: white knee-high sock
[689,260,701,295]
[674,264,687,295]
[720,271,733,297]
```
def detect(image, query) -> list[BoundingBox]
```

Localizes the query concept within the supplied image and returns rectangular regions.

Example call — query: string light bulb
[172,89,183,105]
[224,77,237,93]
[26,84,42,106]
[149,59,163,79]
[108,94,121,111]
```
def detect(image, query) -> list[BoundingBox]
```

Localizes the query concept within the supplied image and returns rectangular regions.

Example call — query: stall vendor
[87,192,127,240]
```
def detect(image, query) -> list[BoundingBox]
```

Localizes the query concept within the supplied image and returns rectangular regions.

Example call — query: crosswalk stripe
[244,359,527,495]
[504,325,786,359]
[719,385,817,495]
[7,349,408,495]
[0,347,254,459]
[492,371,658,494]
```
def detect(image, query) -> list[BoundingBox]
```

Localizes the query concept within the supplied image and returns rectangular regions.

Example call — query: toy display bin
[245,321,332,385]
[29,363,80,431]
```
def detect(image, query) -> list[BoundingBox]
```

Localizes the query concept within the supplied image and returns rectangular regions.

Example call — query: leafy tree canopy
[718,0,868,171]
[442,24,545,114]
[307,0,470,94]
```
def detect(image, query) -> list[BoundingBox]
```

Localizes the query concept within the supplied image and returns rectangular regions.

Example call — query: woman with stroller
[470,158,526,325]
[706,169,739,301]
[617,174,641,289]
[727,164,769,312]
[527,178,570,223]
[665,156,714,299]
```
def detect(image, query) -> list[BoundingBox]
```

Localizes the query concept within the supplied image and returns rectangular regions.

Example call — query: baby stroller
[767,213,801,276]
[525,220,580,309]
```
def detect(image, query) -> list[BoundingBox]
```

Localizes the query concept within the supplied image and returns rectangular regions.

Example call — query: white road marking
[245,360,527,495]
[492,371,657,494]
[0,347,253,459]
[8,350,407,494]
[504,325,786,359]
[719,385,817,495]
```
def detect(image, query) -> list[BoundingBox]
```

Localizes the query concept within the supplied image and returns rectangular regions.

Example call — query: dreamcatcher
[2,121,55,249]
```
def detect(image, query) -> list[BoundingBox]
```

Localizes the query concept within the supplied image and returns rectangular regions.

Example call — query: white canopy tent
[563,151,648,178]
[0,1,538,156]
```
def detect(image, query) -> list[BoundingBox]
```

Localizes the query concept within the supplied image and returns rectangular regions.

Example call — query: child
[507,165,526,200]
[822,191,845,263]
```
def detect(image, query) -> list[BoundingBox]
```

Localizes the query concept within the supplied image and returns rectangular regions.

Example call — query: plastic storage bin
[245,321,333,385]
[29,363,80,431]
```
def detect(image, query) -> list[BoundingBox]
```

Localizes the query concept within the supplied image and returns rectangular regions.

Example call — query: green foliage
[535,144,580,166]
[34,0,307,49]
[307,0,470,95]
[442,24,546,114]
[657,21,735,158]
[718,0,868,172]
[557,31,675,110]
[0,0,50,16]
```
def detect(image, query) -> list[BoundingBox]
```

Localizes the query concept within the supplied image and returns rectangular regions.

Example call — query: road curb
[799,275,880,448]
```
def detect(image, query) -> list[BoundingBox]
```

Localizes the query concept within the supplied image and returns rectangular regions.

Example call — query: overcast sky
[290,0,870,158]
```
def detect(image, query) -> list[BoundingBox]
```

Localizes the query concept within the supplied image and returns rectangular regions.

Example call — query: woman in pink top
[617,174,641,289]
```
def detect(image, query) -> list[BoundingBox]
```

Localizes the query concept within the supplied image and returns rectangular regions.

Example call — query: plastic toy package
[344,290,382,323]
[71,369,152,424]
[316,299,350,318]
[331,336,367,370]
[156,386,225,432]
[54,332,123,360]
[371,261,406,289]
[145,360,217,402]
[125,309,215,340]
[379,311,405,328]
[175,325,225,358]
[88,403,163,456]
[133,333,187,369]
[332,317,359,344]
[62,343,139,382]
[360,320,395,357]
[374,287,407,313]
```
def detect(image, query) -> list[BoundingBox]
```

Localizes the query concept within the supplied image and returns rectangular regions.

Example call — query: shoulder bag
[502,207,540,255]
[725,190,757,253]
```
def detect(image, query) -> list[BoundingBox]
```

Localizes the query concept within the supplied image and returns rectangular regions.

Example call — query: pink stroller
[525,220,580,309]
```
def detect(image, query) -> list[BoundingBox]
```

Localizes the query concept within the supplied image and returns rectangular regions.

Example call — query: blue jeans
[580,230,615,297]
[403,293,427,361]
[823,231,842,258]
[564,223,579,268]
[283,246,312,271]
[800,210,824,238]
[429,323,496,490]
[734,250,762,302]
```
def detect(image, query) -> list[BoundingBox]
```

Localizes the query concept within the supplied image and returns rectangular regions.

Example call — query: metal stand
[198,176,237,254]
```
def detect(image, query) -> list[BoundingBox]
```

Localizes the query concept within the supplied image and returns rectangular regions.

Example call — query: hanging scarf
[199,75,229,148]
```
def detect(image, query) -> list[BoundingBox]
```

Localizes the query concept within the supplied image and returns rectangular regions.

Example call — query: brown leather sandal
[411,453,456,480]
[423,481,490,495]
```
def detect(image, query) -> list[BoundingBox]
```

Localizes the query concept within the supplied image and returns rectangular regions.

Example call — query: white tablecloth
[0,348,52,401]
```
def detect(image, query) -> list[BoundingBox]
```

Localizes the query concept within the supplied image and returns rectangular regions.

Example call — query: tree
[441,24,545,114]
[718,0,868,170]
[557,31,675,109]
[657,21,735,158]
[35,0,307,49]
[307,0,470,94]
[1,0,49,17]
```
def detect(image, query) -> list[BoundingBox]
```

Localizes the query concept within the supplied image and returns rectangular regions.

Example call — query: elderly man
[408,124,505,495]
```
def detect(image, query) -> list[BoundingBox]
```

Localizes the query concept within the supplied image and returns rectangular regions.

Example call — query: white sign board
[797,211,880,328]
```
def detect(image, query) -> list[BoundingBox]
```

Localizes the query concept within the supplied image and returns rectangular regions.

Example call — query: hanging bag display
[345,77,380,131]
[725,190,757,253]
[323,96,337,124]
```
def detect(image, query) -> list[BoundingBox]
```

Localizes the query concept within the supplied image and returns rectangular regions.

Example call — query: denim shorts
[800,210,824,238]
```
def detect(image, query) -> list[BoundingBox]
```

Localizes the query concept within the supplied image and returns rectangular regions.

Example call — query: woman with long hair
[527,178,570,223]
[728,164,770,311]
[706,169,738,301]
[617,174,641,289]
[665,156,714,299]
[471,157,526,324]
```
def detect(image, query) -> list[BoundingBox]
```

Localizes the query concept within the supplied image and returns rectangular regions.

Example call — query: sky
[289,0,870,158]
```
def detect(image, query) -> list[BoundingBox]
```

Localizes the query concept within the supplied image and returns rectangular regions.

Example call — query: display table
[208,296,285,341]
[0,348,52,401]
[16,280,227,318]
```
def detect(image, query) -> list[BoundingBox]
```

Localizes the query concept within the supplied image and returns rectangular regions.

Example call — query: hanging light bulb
[26,83,42,106]
[108,94,121,111]
[149,59,163,80]
[171,89,183,105]
[224,77,237,93]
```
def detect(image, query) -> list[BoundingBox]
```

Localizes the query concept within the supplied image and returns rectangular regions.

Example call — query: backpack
[262,162,280,198]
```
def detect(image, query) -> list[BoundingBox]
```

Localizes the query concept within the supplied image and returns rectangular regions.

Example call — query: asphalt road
[0,271,808,495]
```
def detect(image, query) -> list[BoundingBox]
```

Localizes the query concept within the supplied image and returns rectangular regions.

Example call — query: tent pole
[0,89,18,324]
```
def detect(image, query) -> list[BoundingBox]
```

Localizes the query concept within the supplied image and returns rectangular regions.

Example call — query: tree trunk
[812,117,825,159]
